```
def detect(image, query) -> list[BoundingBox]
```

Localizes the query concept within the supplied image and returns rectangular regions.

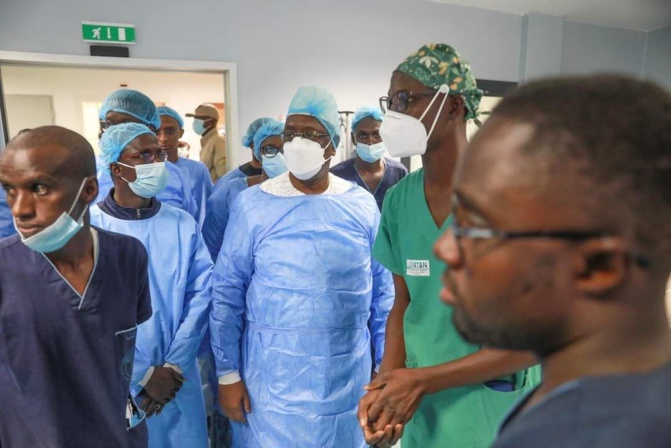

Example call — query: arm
[378,274,409,373]
[213,138,228,179]
[163,223,214,371]
[369,259,394,373]
[209,200,254,383]
[202,190,230,262]
[130,246,154,396]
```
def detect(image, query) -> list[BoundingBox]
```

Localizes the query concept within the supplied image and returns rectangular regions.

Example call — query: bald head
[5,126,97,179]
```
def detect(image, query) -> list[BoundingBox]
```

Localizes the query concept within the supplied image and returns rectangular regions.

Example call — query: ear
[179,129,185,139]
[82,176,99,205]
[110,162,124,179]
[351,132,357,144]
[446,95,465,121]
[573,238,630,298]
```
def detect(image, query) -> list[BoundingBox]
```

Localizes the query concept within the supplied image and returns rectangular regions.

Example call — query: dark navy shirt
[0,229,152,448]
[331,157,408,210]
[493,363,671,448]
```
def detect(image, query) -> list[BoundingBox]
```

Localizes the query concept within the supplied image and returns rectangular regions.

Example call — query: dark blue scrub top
[493,362,671,448]
[331,157,408,211]
[0,229,152,448]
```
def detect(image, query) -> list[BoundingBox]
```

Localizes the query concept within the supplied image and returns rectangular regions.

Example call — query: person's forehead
[0,144,69,181]
[389,71,428,94]
[160,115,180,128]
[284,115,327,132]
[262,135,283,147]
[354,117,381,133]
[455,118,596,227]
[105,111,141,124]
[123,133,158,154]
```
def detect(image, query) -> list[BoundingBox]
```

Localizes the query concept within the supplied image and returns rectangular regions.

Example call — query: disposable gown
[213,166,245,191]
[96,156,199,219]
[90,200,213,448]
[175,157,212,227]
[0,188,14,239]
[202,177,246,261]
[209,184,394,448]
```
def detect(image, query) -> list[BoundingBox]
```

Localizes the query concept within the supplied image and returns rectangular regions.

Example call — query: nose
[434,228,462,269]
[11,189,36,220]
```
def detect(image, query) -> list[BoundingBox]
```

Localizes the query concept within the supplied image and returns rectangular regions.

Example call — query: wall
[644,26,671,90]
[560,21,647,76]
[1,66,224,158]
[0,0,522,162]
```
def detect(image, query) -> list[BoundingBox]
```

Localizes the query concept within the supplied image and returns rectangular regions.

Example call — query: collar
[99,188,161,220]
[200,127,218,142]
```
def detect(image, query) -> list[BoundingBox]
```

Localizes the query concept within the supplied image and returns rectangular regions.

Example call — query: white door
[4,94,55,139]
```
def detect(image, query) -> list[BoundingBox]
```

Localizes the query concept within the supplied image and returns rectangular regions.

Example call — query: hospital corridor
[0,0,670,447]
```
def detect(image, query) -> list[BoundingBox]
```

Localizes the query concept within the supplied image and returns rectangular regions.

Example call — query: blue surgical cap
[252,119,285,161]
[157,106,184,129]
[99,122,154,172]
[287,86,340,148]
[351,106,384,133]
[99,89,161,130]
[242,117,274,148]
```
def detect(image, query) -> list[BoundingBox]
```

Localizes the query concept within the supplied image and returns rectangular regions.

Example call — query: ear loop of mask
[418,84,451,141]
[70,177,90,221]
[115,161,137,185]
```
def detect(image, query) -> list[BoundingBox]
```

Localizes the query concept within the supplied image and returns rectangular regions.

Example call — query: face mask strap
[67,177,90,219]
[422,84,451,140]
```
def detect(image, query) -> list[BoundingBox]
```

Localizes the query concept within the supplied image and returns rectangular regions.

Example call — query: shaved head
[5,126,97,179]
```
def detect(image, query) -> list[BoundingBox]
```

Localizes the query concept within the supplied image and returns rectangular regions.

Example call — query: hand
[138,393,165,418]
[365,368,426,433]
[219,381,251,424]
[358,389,404,446]
[144,366,184,404]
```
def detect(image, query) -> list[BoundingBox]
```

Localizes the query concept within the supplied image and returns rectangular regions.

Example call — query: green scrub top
[373,168,541,448]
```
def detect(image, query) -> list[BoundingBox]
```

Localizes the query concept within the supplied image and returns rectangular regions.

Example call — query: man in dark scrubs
[0,126,152,447]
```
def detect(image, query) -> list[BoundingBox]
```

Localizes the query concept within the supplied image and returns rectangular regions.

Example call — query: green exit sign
[82,22,135,45]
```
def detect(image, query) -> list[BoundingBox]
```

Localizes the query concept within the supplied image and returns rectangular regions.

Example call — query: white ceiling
[430,0,671,31]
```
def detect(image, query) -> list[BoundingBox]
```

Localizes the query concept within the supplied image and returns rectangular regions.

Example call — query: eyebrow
[453,189,492,222]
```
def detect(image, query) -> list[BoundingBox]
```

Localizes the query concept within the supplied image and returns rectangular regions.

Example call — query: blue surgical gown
[213,166,246,192]
[209,183,394,448]
[96,156,199,221]
[202,177,247,261]
[174,157,212,228]
[0,188,15,239]
[91,195,213,448]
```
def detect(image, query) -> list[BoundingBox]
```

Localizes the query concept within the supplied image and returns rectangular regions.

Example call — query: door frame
[0,51,239,167]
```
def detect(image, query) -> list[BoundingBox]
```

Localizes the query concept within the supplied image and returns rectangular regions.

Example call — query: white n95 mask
[380,84,450,158]
[283,137,332,181]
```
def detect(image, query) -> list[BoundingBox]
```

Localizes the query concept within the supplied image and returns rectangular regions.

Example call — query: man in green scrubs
[357,44,541,448]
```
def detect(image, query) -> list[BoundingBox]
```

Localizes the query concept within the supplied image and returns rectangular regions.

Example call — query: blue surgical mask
[262,153,288,178]
[356,142,387,163]
[192,119,207,136]
[117,161,169,198]
[16,178,88,254]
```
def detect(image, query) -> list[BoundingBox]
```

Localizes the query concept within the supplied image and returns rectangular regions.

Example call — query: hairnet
[252,120,285,161]
[287,86,341,148]
[351,106,384,132]
[99,122,154,172]
[396,43,482,120]
[157,106,184,129]
[99,89,162,129]
[242,117,274,148]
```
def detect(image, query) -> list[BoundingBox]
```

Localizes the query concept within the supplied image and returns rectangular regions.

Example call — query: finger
[373,407,394,433]
[379,424,395,446]
[364,375,386,391]
[243,390,252,413]
[357,395,371,428]
[172,371,185,383]
[367,396,387,425]
[391,424,404,445]
[362,424,385,445]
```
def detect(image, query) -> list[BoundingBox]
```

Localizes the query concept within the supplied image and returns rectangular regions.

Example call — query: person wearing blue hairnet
[331,106,407,211]
[91,122,213,448]
[157,106,212,227]
[213,117,274,190]
[210,86,394,447]
[203,119,286,261]
[96,89,199,220]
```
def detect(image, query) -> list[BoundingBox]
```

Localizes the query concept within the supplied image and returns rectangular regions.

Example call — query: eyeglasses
[449,196,650,268]
[261,146,283,158]
[281,131,331,143]
[379,90,438,113]
[156,127,179,137]
[119,150,169,164]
